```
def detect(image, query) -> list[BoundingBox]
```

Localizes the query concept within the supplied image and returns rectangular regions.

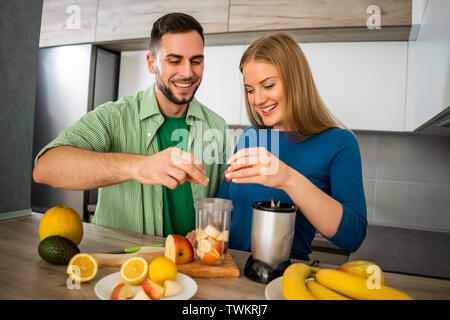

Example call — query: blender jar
[194,198,233,265]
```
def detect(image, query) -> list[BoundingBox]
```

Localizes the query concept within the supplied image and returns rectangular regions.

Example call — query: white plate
[265,276,284,300]
[95,272,197,300]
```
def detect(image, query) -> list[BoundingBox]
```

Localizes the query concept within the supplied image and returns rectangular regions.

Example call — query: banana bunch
[281,260,413,300]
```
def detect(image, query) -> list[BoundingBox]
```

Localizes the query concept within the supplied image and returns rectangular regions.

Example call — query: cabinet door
[96,0,229,43]
[229,0,411,31]
[39,0,98,47]
[302,41,407,131]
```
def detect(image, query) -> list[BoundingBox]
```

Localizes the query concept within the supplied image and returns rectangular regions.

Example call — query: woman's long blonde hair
[240,32,344,141]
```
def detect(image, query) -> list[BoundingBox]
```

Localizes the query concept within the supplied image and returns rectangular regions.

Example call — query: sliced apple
[163,280,182,297]
[201,248,221,265]
[195,228,208,241]
[132,289,151,300]
[165,234,194,265]
[198,238,214,257]
[214,240,228,255]
[142,278,165,300]
[215,230,229,242]
[110,282,135,300]
[204,224,220,239]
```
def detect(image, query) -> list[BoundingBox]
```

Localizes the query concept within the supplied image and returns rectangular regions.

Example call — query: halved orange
[120,257,149,285]
[67,253,98,283]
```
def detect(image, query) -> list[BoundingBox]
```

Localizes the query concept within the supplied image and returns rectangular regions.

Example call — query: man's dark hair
[149,12,204,53]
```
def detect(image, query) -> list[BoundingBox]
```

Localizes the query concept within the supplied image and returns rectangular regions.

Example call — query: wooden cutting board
[90,247,240,278]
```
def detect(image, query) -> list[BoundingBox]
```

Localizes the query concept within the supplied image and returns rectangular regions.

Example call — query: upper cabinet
[39,0,98,48]
[95,0,229,43]
[229,0,411,31]
[39,0,413,49]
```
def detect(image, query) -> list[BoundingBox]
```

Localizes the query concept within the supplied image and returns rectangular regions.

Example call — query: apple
[338,260,384,285]
[195,228,208,241]
[163,280,182,297]
[142,278,165,300]
[204,224,220,239]
[110,282,135,300]
[201,248,221,265]
[165,234,194,265]
[132,289,151,300]
[214,240,228,255]
[215,230,229,242]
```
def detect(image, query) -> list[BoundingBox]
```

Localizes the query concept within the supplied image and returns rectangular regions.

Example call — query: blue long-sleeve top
[217,127,367,261]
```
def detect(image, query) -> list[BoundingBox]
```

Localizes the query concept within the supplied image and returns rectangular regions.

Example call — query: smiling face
[147,30,204,116]
[242,60,285,130]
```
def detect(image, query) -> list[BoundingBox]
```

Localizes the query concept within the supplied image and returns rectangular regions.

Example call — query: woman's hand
[225,147,295,190]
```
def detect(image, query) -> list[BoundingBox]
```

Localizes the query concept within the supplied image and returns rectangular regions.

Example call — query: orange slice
[120,257,149,285]
[67,253,98,283]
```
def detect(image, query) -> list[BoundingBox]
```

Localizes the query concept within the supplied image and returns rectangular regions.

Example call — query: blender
[244,200,297,283]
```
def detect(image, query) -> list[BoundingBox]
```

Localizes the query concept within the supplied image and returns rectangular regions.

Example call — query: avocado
[38,235,80,265]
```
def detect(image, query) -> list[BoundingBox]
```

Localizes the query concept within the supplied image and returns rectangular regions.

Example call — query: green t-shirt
[157,114,195,237]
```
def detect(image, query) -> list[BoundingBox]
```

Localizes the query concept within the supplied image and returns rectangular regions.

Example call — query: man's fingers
[162,175,179,190]
[167,166,187,186]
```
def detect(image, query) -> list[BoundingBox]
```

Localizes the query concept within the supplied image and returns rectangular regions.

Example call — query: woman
[217,32,367,261]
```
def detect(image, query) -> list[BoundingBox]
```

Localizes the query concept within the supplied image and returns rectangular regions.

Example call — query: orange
[120,257,149,285]
[148,257,177,286]
[39,205,83,245]
[67,253,98,283]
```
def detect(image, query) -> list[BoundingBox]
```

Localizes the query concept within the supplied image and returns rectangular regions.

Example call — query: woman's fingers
[225,166,261,182]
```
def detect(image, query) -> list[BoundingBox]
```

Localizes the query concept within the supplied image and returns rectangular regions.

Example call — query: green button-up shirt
[34,85,230,236]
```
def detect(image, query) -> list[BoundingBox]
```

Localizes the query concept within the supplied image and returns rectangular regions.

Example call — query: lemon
[39,205,83,245]
[120,257,148,285]
[67,253,98,283]
[149,257,177,286]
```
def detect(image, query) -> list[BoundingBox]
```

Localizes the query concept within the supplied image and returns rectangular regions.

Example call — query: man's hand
[132,147,209,189]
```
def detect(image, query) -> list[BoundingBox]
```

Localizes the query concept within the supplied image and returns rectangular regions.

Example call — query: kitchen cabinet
[117,41,408,131]
[39,0,98,47]
[229,0,412,40]
[405,0,450,133]
[39,0,413,50]
[302,41,407,131]
[95,0,229,43]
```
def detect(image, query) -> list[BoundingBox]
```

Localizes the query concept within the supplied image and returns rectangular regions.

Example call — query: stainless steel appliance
[32,44,120,221]
[244,201,297,283]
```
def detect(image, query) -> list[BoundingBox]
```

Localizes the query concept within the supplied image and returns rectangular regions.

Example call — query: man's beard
[155,74,199,105]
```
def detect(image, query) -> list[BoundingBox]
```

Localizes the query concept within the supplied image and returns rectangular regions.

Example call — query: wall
[0,0,43,219]
[117,42,449,232]
[357,131,450,232]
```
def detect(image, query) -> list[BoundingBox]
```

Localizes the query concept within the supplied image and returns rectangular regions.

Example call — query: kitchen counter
[0,214,449,300]
[350,225,450,279]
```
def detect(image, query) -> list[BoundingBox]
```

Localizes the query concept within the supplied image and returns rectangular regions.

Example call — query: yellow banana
[306,279,351,300]
[281,263,318,300]
[315,269,413,300]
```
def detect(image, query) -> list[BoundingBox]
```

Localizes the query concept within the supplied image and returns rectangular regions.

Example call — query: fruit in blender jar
[195,224,228,264]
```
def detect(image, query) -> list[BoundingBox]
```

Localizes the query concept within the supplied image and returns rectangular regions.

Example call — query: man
[33,13,229,237]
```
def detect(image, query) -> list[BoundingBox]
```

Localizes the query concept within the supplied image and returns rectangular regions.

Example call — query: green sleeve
[34,102,119,166]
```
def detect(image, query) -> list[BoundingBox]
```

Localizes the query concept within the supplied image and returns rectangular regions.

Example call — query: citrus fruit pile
[111,256,182,300]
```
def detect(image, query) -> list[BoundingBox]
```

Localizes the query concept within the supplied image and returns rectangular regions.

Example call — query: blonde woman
[217,32,367,261]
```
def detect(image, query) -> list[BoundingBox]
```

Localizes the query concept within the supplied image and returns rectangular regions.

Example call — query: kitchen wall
[117,42,450,232]
[0,0,43,219]
[357,131,450,232]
